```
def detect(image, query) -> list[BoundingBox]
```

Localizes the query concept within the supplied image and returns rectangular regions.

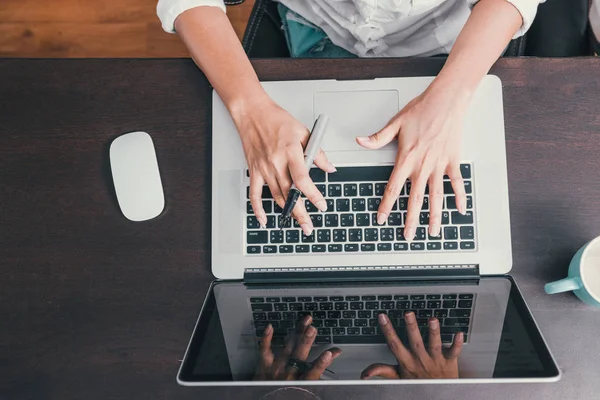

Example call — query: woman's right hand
[361,312,463,380]
[231,96,336,236]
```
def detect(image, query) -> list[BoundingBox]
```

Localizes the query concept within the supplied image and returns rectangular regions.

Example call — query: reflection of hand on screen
[254,315,342,381]
[361,312,463,380]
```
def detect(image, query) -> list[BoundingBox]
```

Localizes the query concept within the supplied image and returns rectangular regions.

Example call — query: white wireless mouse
[109,131,165,222]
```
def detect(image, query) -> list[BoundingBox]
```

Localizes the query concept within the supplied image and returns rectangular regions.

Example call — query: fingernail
[328,162,337,173]
[306,326,316,337]
[316,200,328,212]
[429,318,439,330]
[331,347,342,359]
[404,227,414,242]
[265,324,272,334]
[377,213,387,225]
[322,351,332,362]
[301,223,313,236]
[405,312,415,322]
[378,313,388,326]
[259,218,267,229]
[456,332,464,343]
[430,224,440,237]
[356,136,370,142]
[303,315,312,326]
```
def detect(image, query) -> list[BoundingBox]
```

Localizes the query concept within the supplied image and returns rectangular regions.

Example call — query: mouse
[109,131,165,222]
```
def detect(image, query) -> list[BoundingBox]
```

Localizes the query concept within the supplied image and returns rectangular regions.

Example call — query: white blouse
[157,0,545,57]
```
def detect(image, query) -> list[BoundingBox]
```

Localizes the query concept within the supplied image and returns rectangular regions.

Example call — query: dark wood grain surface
[0,0,255,57]
[1,58,600,400]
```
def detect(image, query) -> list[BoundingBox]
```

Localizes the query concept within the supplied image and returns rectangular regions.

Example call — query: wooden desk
[1,58,599,400]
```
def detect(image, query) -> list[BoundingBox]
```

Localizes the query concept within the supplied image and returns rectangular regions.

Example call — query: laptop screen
[178,276,559,384]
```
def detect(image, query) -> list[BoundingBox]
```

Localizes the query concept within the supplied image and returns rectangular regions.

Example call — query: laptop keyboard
[245,164,476,255]
[250,293,474,345]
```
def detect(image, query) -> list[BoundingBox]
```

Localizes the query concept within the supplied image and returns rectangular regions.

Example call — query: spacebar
[328,166,394,182]
[333,335,386,344]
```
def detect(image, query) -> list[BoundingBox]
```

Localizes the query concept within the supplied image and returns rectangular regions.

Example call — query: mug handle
[545,277,581,294]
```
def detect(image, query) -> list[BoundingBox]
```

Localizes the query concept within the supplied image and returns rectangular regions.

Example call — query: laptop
[211,76,510,278]
[176,76,560,385]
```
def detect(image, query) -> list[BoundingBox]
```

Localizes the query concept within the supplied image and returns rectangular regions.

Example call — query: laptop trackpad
[314,90,399,152]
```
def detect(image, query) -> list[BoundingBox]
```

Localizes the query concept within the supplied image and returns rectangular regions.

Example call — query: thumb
[356,119,400,150]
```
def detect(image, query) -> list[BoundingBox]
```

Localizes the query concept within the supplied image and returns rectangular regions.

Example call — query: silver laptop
[175,76,559,386]
[211,76,510,279]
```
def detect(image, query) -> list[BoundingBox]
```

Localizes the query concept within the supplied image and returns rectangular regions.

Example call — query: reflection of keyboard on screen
[245,164,476,255]
[250,294,474,345]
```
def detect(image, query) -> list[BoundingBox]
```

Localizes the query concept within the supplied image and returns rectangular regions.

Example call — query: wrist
[226,90,272,126]
[423,77,473,112]
[429,63,487,104]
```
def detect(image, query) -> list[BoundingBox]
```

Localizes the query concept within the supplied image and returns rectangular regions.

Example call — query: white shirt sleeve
[468,0,546,38]
[157,0,226,33]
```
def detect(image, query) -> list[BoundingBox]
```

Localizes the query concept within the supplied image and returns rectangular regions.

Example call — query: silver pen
[279,114,330,229]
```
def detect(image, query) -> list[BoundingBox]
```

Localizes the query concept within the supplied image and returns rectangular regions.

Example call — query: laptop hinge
[244,264,480,284]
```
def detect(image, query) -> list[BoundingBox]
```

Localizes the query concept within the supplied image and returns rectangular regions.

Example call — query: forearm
[430,0,523,100]
[174,7,268,119]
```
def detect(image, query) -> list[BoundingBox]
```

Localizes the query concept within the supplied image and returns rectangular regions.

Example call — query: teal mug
[545,236,600,307]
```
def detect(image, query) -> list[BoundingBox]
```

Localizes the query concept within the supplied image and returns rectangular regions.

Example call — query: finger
[445,332,464,360]
[377,313,412,363]
[275,171,314,236]
[302,351,333,380]
[249,171,267,228]
[259,324,275,366]
[290,199,314,236]
[447,162,467,215]
[284,315,311,358]
[404,311,428,359]
[328,347,343,360]
[292,325,317,361]
[272,317,310,377]
[377,160,411,225]
[293,315,312,342]
[427,172,444,237]
[287,146,328,213]
[427,318,443,357]
[356,118,401,150]
[360,363,400,380]
[298,314,313,329]
[313,149,337,173]
[263,173,286,211]
[284,322,316,381]
[274,164,293,204]
[403,172,428,242]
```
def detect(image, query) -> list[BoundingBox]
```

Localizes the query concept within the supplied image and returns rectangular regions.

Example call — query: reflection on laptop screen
[179,277,558,383]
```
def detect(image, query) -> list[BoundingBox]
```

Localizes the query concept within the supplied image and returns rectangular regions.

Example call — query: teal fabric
[277,3,356,58]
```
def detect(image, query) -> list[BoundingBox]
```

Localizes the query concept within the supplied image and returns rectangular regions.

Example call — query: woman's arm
[174,7,269,118]
[174,7,333,235]
[361,0,525,241]
[431,0,523,99]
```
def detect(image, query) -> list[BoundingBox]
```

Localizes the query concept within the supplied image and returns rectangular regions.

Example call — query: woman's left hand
[254,316,342,381]
[357,84,470,241]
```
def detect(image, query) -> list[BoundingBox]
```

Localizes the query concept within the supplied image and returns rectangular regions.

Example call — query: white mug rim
[580,235,600,302]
